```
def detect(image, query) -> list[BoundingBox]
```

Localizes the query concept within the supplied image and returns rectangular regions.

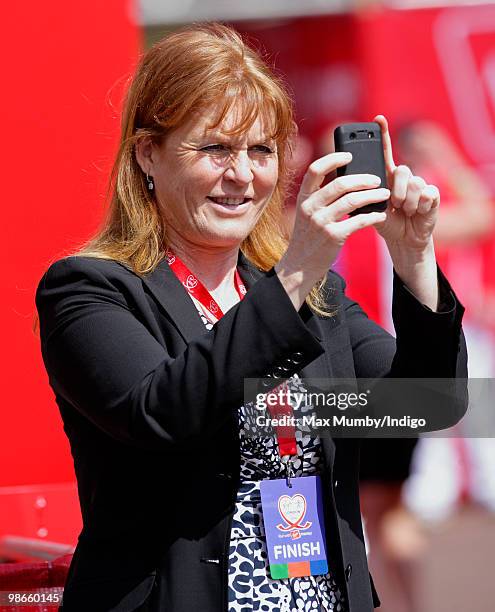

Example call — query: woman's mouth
[207,196,252,208]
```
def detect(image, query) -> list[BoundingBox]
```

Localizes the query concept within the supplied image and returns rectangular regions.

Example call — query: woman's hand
[275,153,389,311]
[373,115,440,251]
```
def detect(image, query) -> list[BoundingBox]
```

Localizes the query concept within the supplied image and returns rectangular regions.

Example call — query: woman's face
[146,105,279,250]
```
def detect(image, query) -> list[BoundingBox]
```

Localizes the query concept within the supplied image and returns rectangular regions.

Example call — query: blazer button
[200,557,221,565]
[273,366,289,377]
[261,375,274,387]
[291,352,304,365]
[334,480,338,488]
[345,563,352,582]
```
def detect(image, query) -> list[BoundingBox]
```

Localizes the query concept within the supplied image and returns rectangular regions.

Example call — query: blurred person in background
[397,121,495,525]
[396,120,495,333]
[35,24,467,612]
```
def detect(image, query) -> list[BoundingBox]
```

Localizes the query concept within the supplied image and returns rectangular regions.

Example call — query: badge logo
[277,494,312,532]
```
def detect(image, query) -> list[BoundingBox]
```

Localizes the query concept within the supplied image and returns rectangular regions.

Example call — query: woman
[35,23,467,612]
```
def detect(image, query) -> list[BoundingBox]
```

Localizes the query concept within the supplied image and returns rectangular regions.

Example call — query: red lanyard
[165,248,246,319]
[165,248,297,462]
[266,381,297,458]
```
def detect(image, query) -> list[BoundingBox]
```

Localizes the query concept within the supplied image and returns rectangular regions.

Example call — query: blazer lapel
[140,251,266,344]
[297,305,337,470]
[141,257,207,343]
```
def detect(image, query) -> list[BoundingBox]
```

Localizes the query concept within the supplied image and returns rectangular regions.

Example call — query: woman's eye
[201,144,228,152]
[251,145,274,154]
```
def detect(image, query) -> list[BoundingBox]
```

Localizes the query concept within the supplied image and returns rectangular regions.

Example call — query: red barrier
[0,554,71,612]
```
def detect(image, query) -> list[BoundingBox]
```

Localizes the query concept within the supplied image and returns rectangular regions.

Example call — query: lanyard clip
[282,456,294,488]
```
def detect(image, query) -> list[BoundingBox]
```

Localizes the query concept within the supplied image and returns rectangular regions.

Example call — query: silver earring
[146,173,154,191]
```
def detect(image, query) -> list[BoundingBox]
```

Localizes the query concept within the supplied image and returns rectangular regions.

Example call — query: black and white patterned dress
[191,295,347,612]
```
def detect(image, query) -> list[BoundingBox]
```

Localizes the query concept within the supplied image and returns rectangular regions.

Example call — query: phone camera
[368,131,374,139]
[350,132,356,140]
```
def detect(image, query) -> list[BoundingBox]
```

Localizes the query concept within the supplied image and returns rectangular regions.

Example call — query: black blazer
[35,252,467,612]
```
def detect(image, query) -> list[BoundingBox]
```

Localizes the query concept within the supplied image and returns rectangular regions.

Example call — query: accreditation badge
[260,475,328,579]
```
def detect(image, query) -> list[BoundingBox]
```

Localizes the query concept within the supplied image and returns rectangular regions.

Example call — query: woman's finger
[303,173,384,213]
[402,176,426,217]
[417,184,440,215]
[311,187,390,223]
[328,211,387,243]
[390,165,413,208]
[374,114,396,182]
[298,152,352,201]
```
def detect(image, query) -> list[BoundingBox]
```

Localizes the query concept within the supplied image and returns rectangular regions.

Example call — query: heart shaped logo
[183,274,198,290]
[277,494,312,531]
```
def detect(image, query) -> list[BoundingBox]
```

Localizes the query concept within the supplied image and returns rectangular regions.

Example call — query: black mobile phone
[333,122,388,216]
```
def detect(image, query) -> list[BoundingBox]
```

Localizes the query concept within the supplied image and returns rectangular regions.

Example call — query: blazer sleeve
[36,256,323,449]
[336,264,468,429]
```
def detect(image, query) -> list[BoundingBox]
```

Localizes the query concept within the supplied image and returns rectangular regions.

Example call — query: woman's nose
[224,151,254,184]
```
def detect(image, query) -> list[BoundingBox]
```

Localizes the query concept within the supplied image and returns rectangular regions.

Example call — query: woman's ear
[135,135,155,175]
